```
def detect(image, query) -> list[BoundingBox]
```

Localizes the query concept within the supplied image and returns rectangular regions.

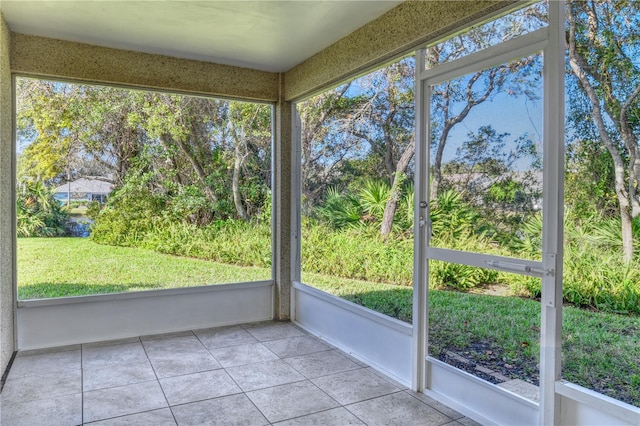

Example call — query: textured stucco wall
[0,12,15,376]
[284,0,516,101]
[11,33,280,102]
[273,75,293,320]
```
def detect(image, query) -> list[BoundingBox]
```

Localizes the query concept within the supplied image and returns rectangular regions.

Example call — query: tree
[349,59,415,236]
[130,93,272,223]
[227,102,272,221]
[16,180,67,237]
[382,5,544,235]
[351,59,415,183]
[16,80,83,184]
[298,84,369,212]
[78,86,146,185]
[17,79,146,186]
[437,125,541,239]
[142,93,226,207]
[565,138,617,219]
[428,51,541,202]
[17,78,273,227]
[566,0,640,262]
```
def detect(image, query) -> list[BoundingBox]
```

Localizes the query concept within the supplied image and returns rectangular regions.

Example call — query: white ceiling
[1,1,403,72]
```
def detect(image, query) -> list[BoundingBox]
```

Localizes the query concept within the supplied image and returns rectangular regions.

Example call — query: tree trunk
[618,187,635,263]
[380,177,403,236]
[430,132,448,201]
[166,134,218,204]
[567,5,634,261]
[232,148,249,221]
[619,85,640,218]
[381,137,415,236]
[230,121,250,221]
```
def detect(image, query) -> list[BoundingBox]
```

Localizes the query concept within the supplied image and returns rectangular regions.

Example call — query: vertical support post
[289,104,302,322]
[412,49,428,392]
[273,73,293,320]
[0,13,16,373]
[540,2,565,424]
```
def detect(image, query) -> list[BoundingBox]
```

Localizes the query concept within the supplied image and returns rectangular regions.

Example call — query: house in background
[53,177,114,204]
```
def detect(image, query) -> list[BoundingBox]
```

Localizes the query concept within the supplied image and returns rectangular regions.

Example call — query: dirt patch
[434,340,539,386]
[470,284,512,297]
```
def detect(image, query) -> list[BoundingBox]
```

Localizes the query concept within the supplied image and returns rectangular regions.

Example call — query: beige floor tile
[345,391,452,426]
[159,369,241,406]
[1,393,81,426]
[404,390,464,420]
[273,407,365,425]
[2,369,81,405]
[82,342,148,367]
[193,325,257,349]
[1,322,466,426]
[83,360,157,391]
[9,349,80,378]
[226,359,305,392]
[246,380,339,423]
[147,352,222,379]
[208,342,278,368]
[87,408,177,425]
[312,368,399,405]
[262,335,330,358]
[171,393,269,426]
[284,349,360,378]
[83,381,168,423]
[243,322,307,341]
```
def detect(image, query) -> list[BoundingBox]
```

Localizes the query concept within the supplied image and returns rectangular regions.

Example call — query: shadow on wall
[18,282,166,300]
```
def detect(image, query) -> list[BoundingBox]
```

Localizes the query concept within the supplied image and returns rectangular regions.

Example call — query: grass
[67,206,88,216]
[18,238,640,407]
[17,238,271,299]
[302,272,640,407]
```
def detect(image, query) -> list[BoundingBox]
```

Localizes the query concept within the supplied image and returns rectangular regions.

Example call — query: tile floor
[1,321,480,425]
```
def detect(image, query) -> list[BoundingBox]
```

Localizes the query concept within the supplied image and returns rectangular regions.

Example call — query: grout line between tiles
[80,343,84,425]
[339,402,368,425]
[243,385,274,425]
[138,336,177,425]
[83,407,175,425]
[403,389,464,421]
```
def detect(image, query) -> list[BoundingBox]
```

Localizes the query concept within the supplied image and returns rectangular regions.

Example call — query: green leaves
[16,181,67,237]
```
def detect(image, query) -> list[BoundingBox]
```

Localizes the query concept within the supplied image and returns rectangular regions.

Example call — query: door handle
[483,260,552,277]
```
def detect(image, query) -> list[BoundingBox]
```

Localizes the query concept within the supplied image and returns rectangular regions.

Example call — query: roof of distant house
[54,178,114,194]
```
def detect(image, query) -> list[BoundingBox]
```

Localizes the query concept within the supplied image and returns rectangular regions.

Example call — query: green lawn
[17,238,271,299]
[17,237,640,407]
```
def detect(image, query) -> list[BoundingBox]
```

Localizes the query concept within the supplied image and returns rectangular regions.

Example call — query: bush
[509,211,640,315]
[16,181,67,237]
[302,224,413,285]
[90,187,165,246]
[562,246,640,314]
[141,220,271,267]
[85,200,104,221]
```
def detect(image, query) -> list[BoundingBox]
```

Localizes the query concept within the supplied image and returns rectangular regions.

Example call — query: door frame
[412,2,565,425]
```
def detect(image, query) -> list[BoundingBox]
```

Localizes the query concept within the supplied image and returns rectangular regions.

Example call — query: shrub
[90,187,165,246]
[302,224,413,285]
[141,220,271,267]
[509,210,640,315]
[16,181,67,237]
[85,200,103,221]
